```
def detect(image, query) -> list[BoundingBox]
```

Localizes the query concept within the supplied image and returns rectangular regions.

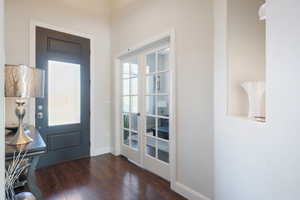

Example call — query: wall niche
[227,0,266,122]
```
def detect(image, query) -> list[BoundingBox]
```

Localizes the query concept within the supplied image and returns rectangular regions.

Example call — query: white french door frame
[113,30,176,185]
[140,44,171,181]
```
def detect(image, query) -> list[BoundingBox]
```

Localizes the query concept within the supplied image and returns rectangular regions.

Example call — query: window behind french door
[121,44,171,181]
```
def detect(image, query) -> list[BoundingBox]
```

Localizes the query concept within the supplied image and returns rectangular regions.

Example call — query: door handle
[157,75,161,91]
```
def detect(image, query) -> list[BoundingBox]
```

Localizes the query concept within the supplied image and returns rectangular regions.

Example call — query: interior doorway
[119,37,174,181]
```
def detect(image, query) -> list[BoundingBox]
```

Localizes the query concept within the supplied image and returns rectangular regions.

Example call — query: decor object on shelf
[259,3,266,21]
[241,81,265,121]
[5,65,45,145]
[5,150,29,200]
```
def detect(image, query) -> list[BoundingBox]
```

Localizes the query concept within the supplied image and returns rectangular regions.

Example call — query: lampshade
[5,64,45,98]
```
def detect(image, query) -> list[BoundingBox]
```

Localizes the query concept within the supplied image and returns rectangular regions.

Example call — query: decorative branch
[5,150,30,200]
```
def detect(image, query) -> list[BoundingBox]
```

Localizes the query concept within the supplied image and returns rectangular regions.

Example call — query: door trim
[113,30,177,186]
[29,20,101,156]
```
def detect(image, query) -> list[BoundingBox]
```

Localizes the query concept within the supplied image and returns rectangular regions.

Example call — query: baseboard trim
[90,147,111,157]
[111,147,121,156]
[172,182,211,200]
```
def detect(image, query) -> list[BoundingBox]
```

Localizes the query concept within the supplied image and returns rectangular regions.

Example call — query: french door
[121,57,141,164]
[121,45,171,181]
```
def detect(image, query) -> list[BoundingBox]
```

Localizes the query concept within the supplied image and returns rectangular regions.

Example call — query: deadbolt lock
[37,112,44,119]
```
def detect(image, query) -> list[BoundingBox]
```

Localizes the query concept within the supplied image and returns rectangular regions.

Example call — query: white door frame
[113,30,177,185]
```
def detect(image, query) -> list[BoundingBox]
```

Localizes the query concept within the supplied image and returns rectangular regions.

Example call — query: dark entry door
[36,27,90,167]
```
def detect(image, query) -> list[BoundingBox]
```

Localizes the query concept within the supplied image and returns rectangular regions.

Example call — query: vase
[241,81,265,120]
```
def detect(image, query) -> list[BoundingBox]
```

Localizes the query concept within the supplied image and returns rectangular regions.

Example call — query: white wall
[227,0,266,117]
[111,0,214,199]
[215,0,300,199]
[5,0,112,156]
[0,0,5,198]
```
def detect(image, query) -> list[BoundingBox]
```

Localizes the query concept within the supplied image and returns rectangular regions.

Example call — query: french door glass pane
[131,114,138,131]
[131,63,138,78]
[123,79,130,95]
[146,137,156,157]
[146,117,156,137]
[158,48,170,71]
[48,60,81,126]
[146,96,156,115]
[157,72,169,94]
[130,78,138,95]
[146,53,156,74]
[146,75,156,94]
[131,132,139,149]
[123,114,129,129]
[123,63,130,78]
[123,96,130,113]
[157,95,169,117]
[123,130,129,146]
[158,140,169,163]
[131,96,138,113]
[158,118,169,140]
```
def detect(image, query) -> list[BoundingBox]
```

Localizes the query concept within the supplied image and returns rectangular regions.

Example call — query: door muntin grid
[144,47,170,164]
[122,58,139,150]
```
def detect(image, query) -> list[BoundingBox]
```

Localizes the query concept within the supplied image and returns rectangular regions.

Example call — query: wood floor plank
[36,154,186,200]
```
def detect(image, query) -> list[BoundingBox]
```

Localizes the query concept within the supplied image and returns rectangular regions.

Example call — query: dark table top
[5,126,47,161]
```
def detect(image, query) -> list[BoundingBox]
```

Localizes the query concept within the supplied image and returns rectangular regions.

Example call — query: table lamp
[5,64,45,145]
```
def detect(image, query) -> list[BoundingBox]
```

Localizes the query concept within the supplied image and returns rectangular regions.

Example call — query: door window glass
[158,118,169,140]
[146,53,156,74]
[146,117,156,137]
[131,114,138,131]
[123,114,129,129]
[131,96,138,113]
[158,48,170,71]
[131,63,138,77]
[146,95,156,115]
[130,78,138,95]
[122,63,130,78]
[157,72,169,94]
[48,60,81,126]
[146,75,156,94]
[123,79,130,95]
[146,137,156,158]
[158,140,169,163]
[131,132,139,149]
[157,95,169,117]
[123,130,129,146]
[123,96,130,113]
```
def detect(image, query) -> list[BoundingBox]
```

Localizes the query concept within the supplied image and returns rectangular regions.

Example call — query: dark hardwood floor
[36,154,187,200]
